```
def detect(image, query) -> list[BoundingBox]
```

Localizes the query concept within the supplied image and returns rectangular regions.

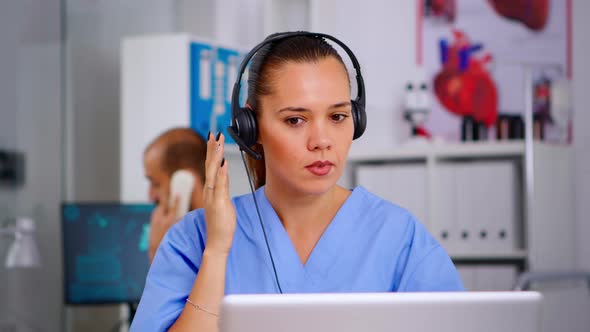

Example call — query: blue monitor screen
[62,203,154,305]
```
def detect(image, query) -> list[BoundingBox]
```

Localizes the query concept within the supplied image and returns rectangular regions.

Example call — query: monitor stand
[127,301,138,327]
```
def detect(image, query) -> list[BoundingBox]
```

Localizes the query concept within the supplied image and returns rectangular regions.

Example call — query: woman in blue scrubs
[131,32,464,332]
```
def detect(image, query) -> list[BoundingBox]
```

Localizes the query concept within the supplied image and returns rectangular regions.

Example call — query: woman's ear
[251,143,264,156]
[256,123,263,145]
[252,100,264,146]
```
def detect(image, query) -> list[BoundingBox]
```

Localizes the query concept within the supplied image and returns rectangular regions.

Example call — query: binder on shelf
[355,164,428,225]
[464,162,495,252]
[453,161,519,254]
[454,163,478,253]
[431,163,457,252]
[487,162,519,253]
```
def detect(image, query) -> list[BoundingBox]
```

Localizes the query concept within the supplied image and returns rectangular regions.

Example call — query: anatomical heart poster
[420,0,571,143]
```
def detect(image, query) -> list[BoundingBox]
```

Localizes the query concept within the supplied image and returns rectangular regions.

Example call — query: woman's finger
[204,131,214,166]
[214,157,229,202]
[204,132,225,194]
[203,131,217,200]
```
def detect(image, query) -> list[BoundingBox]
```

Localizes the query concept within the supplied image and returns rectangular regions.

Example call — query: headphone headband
[231,31,365,123]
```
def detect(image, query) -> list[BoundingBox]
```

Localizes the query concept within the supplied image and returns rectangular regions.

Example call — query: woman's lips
[305,161,333,176]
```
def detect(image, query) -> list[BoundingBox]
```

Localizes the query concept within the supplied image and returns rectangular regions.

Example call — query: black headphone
[227,31,367,160]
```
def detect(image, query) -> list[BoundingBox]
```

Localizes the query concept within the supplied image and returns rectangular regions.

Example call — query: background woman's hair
[244,33,349,189]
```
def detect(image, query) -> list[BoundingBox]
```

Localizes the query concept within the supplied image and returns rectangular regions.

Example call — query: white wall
[573,0,590,270]
[311,0,417,154]
[0,0,63,331]
[0,1,19,217]
[64,0,178,201]
[213,0,266,48]
[177,0,216,40]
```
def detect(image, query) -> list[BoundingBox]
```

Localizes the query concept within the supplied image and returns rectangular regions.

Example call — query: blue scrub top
[131,186,464,331]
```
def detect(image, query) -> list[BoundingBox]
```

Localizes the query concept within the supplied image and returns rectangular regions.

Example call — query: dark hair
[245,33,349,189]
[146,128,207,183]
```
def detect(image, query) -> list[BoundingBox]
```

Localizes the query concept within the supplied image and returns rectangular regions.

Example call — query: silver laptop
[220,292,542,332]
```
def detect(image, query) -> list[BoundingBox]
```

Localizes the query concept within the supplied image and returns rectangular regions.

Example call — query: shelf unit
[347,140,575,274]
[348,141,526,162]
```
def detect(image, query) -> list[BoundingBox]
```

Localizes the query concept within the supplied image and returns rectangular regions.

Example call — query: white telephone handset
[169,169,195,219]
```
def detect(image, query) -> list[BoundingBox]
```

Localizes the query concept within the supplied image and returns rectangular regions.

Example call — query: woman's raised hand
[203,132,236,256]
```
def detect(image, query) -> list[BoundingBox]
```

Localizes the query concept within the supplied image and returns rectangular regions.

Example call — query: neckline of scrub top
[252,185,365,292]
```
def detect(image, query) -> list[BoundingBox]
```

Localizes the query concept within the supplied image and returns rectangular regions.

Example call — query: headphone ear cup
[235,107,258,147]
[351,100,366,140]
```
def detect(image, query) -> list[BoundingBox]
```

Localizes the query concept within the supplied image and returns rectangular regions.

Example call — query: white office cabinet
[457,265,519,291]
[120,34,250,201]
[354,152,522,256]
[456,265,476,291]
[349,141,574,273]
[474,265,519,291]
[529,144,576,270]
[120,34,192,203]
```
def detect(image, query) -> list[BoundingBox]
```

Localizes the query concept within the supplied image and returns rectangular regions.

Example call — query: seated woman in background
[131,31,464,332]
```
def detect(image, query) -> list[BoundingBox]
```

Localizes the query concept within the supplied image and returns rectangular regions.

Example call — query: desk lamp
[0,217,41,268]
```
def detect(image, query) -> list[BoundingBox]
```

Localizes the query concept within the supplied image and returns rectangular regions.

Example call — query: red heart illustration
[434,30,498,127]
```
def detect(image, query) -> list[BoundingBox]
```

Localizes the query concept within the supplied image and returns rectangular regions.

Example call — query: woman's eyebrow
[329,101,352,109]
[278,101,351,113]
[278,106,310,113]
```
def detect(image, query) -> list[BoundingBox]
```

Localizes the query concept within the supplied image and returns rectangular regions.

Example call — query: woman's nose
[307,121,332,151]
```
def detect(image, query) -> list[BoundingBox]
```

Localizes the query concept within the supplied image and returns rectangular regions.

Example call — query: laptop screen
[62,203,153,305]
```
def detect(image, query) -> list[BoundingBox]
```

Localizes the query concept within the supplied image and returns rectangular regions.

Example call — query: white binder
[431,163,457,252]
[453,161,518,254]
[454,163,478,253]
[355,164,428,225]
[490,162,519,253]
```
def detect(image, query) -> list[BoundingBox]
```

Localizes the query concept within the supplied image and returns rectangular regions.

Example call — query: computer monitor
[61,203,153,305]
[220,292,542,332]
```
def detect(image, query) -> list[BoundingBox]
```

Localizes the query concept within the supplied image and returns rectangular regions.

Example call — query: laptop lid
[220,291,542,332]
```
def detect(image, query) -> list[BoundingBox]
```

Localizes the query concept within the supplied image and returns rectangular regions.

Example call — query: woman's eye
[331,114,349,122]
[286,117,304,126]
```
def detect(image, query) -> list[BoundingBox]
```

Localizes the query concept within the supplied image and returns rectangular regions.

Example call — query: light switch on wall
[0,149,24,187]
